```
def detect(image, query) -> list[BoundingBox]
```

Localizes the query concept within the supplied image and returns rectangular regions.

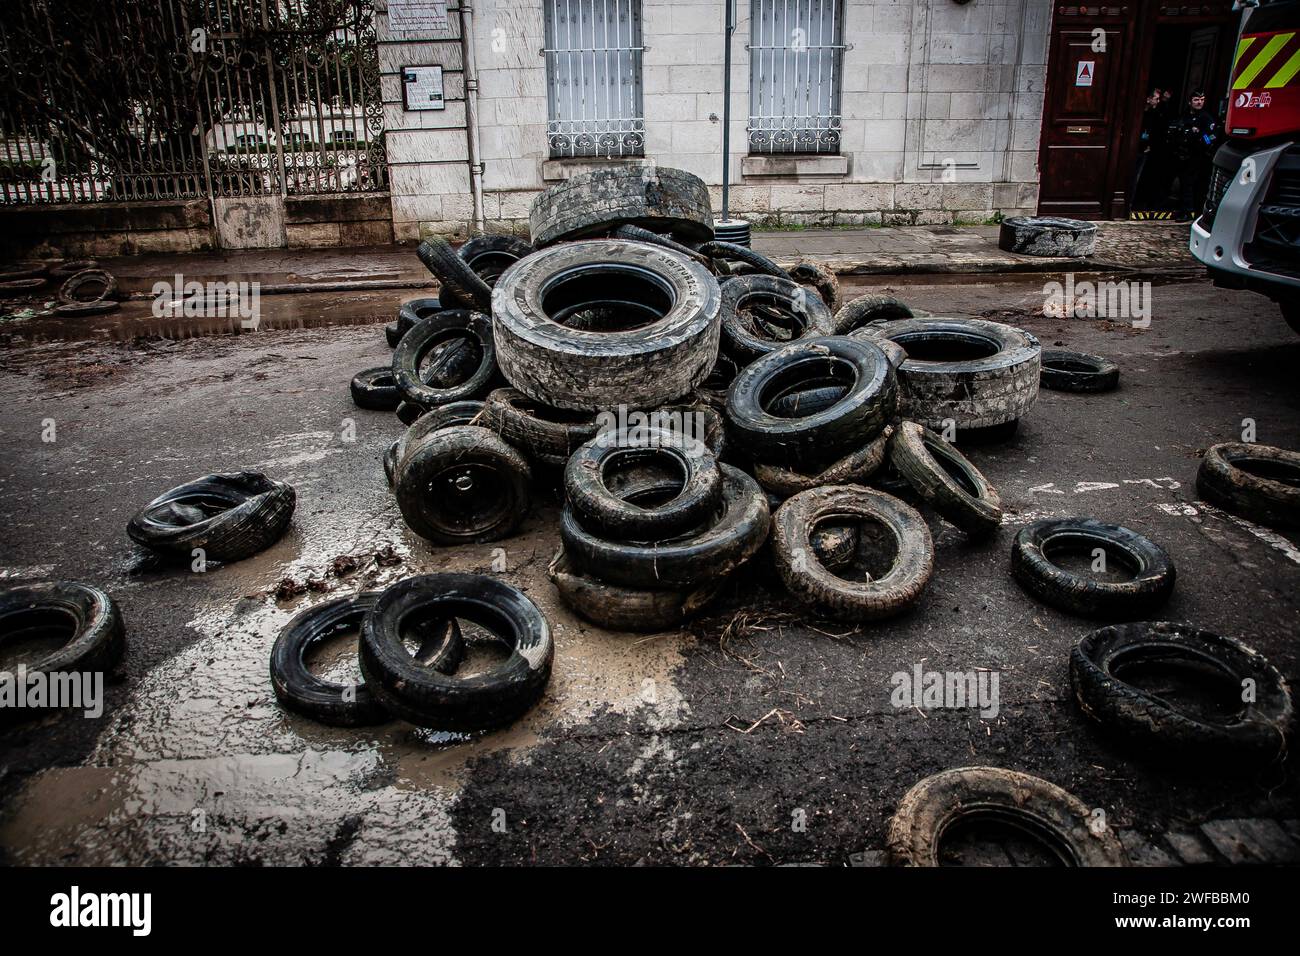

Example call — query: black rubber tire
[0,264,49,281]
[547,547,726,632]
[565,426,723,540]
[48,259,97,279]
[57,269,117,305]
[788,259,841,313]
[0,278,48,297]
[395,401,425,425]
[852,318,1040,431]
[387,400,486,488]
[491,239,722,412]
[385,322,401,348]
[350,367,401,411]
[560,464,770,588]
[416,237,493,312]
[1011,518,1176,618]
[650,402,726,460]
[397,296,444,337]
[127,472,295,563]
[889,421,1002,537]
[772,485,934,622]
[394,425,531,545]
[482,388,600,468]
[694,352,744,412]
[698,240,791,280]
[833,294,914,335]
[887,767,1128,867]
[1071,621,1293,762]
[0,582,126,698]
[610,224,716,271]
[270,592,464,727]
[725,336,897,465]
[358,573,553,731]
[720,273,835,362]
[764,384,849,418]
[529,164,714,247]
[1197,442,1300,531]
[754,424,893,497]
[52,300,120,317]
[998,216,1098,257]
[458,235,534,287]
[1040,349,1119,393]
[391,309,496,408]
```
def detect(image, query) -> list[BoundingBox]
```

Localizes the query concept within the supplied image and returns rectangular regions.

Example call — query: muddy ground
[0,272,1297,866]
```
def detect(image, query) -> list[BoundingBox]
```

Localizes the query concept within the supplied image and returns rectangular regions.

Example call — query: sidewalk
[94,221,1197,299]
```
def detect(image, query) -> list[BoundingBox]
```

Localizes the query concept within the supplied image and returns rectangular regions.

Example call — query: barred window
[748,0,844,154]
[544,0,645,158]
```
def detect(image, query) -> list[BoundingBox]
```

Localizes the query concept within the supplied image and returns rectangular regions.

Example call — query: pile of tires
[270,572,553,731]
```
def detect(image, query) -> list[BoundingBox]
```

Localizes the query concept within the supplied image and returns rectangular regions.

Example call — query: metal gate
[0,0,386,204]
[748,0,844,154]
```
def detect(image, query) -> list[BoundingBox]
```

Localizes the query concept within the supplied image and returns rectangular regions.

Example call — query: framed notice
[403,65,445,111]
[388,0,450,37]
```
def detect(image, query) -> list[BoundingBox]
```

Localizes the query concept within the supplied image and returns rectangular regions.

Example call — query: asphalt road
[0,270,1297,866]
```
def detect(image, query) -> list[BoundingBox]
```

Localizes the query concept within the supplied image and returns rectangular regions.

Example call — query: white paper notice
[389,0,449,37]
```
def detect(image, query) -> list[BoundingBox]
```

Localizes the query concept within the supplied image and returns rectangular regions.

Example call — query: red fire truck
[1191,0,1300,334]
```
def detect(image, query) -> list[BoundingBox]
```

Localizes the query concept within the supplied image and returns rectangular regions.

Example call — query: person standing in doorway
[1170,90,1221,221]
[1131,88,1168,212]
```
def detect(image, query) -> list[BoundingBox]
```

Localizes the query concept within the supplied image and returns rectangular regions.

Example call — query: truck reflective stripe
[1234,32,1295,89]
[1233,36,1257,72]
[1265,47,1300,88]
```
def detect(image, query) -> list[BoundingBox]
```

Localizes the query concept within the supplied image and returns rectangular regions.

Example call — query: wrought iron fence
[748,0,844,155]
[0,0,386,203]
[544,0,645,159]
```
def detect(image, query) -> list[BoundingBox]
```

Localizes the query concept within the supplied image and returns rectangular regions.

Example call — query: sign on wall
[402,65,446,111]
[388,0,450,37]
[1076,60,1095,87]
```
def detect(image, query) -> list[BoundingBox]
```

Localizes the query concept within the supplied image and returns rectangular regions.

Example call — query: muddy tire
[57,269,117,305]
[48,259,97,279]
[391,309,496,408]
[561,464,769,588]
[1011,518,1176,618]
[0,278,48,297]
[788,259,841,313]
[754,425,893,497]
[358,573,553,731]
[458,235,534,286]
[611,224,716,271]
[417,237,493,312]
[772,485,934,621]
[52,300,120,317]
[397,297,444,337]
[1040,349,1119,393]
[127,472,295,563]
[565,426,722,540]
[385,322,402,348]
[887,767,1127,866]
[529,165,714,247]
[350,367,402,411]
[720,273,835,362]
[726,336,897,464]
[547,547,725,632]
[0,582,126,699]
[394,425,530,545]
[387,400,486,488]
[482,388,599,467]
[698,241,790,280]
[1071,621,1293,762]
[833,294,914,335]
[694,353,744,412]
[1197,442,1300,531]
[890,421,1002,537]
[998,216,1097,257]
[492,239,721,411]
[852,318,1040,431]
[270,592,463,727]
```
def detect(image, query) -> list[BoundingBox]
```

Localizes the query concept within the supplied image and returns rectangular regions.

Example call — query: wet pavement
[0,270,1297,866]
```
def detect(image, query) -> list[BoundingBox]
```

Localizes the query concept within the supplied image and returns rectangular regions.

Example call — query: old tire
[1040,349,1119,393]
[387,400,486,488]
[350,367,401,410]
[698,241,790,280]
[720,273,835,362]
[358,573,553,731]
[561,464,769,588]
[57,269,117,305]
[0,278,47,297]
[391,309,496,408]
[772,485,934,622]
[890,421,1002,537]
[417,237,493,312]
[852,318,1040,431]
[611,224,716,271]
[394,425,531,545]
[1197,442,1300,531]
[1011,518,1176,618]
[789,259,841,313]
[998,216,1097,257]
[547,548,725,632]
[458,235,534,286]
[270,592,463,727]
[127,472,295,563]
[482,388,599,467]
[1071,621,1293,762]
[833,294,914,335]
[492,239,721,411]
[887,767,1127,867]
[48,259,97,279]
[753,424,893,497]
[565,426,722,540]
[0,582,126,693]
[53,300,120,317]
[725,336,897,465]
[529,164,714,247]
